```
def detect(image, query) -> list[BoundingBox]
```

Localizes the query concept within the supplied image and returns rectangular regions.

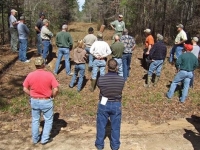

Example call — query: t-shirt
[110,41,124,58]
[175,30,187,43]
[145,35,154,48]
[23,69,59,97]
[17,22,29,39]
[120,35,136,53]
[9,15,17,28]
[191,45,200,58]
[110,20,125,32]
[35,19,43,34]
[83,34,97,48]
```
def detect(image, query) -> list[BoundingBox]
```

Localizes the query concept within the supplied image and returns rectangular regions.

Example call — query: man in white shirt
[9,9,20,52]
[90,32,111,92]
[169,24,187,63]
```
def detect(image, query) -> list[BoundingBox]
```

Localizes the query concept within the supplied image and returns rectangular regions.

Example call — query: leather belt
[32,97,51,100]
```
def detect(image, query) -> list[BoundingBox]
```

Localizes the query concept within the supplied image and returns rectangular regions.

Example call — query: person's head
[176,24,184,32]
[77,40,84,49]
[108,59,118,72]
[11,9,17,16]
[184,44,193,52]
[118,14,123,22]
[114,35,120,42]
[192,37,199,44]
[88,27,94,34]
[157,33,163,41]
[144,28,151,36]
[19,16,25,22]
[39,12,45,20]
[43,19,50,27]
[34,57,45,69]
[97,32,103,41]
[62,24,68,31]
[123,29,128,35]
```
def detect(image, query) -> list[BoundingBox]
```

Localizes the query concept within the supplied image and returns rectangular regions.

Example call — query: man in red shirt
[23,57,59,145]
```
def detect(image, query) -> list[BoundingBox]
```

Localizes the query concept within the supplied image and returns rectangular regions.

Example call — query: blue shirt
[17,22,29,39]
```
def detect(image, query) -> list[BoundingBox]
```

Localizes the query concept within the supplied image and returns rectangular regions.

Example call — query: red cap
[184,44,193,51]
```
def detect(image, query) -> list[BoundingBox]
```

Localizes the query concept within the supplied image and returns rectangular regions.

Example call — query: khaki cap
[34,57,44,66]
[144,29,151,33]
[11,9,17,13]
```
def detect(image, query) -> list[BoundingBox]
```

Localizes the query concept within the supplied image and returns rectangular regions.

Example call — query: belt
[32,97,51,100]
[112,57,122,59]
[42,39,50,41]
[95,57,105,60]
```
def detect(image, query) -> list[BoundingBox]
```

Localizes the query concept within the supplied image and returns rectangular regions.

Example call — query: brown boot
[90,79,96,92]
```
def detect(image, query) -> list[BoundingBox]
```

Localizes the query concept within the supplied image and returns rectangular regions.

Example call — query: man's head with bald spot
[114,35,120,42]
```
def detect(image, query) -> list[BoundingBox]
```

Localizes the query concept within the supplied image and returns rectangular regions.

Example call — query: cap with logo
[144,29,151,33]
[34,57,45,66]
[184,44,193,51]
[119,14,123,18]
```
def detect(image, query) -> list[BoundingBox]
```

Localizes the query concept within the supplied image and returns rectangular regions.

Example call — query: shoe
[53,72,58,76]
[24,60,30,63]
[68,73,74,76]
[41,138,53,145]
[69,85,73,88]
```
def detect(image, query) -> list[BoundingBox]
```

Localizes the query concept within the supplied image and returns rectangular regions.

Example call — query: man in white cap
[169,24,187,63]
[9,9,20,52]
[110,14,125,38]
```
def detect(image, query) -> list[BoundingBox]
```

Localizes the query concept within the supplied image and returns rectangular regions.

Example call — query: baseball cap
[34,57,45,66]
[144,29,151,33]
[157,33,163,40]
[176,24,184,28]
[11,9,17,13]
[184,44,193,51]
[20,16,25,20]
[43,19,50,24]
[119,14,123,18]
[97,32,103,38]
[192,37,199,42]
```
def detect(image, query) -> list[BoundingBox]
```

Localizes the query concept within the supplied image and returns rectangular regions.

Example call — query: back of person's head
[108,59,118,72]
[114,35,120,41]
[77,40,84,49]
[88,27,94,34]
[62,24,68,30]
[123,29,128,35]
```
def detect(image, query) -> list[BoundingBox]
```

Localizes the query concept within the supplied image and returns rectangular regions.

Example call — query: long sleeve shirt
[41,26,53,40]
[56,31,73,49]
[17,22,29,39]
[90,41,111,58]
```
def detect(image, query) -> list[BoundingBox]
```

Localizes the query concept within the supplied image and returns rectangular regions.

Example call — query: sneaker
[24,60,30,63]
[41,138,53,145]
[68,73,74,76]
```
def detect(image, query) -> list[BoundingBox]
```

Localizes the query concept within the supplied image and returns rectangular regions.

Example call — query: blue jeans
[36,33,43,55]
[42,40,51,60]
[30,98,53,144]
[19,39,28,62]
[69,64,86,91]
[114,58,123,77]
[148,60,164,76]
[95,101,122,150]
[85,47,93,67]
[190,72,194,87]
[167,70,193,102]
[122,53,132,80]
[54,48,71,75]
[169,45,183,63]
[92,59,106,79]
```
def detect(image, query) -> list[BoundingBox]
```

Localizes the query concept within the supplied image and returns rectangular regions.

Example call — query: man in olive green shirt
[54,25,73,76]
[110,35,124,77]
[110,14,125,39]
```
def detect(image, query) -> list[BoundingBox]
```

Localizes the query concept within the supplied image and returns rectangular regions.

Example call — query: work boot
[90,79,96,92]
[144,76,152,88]
[153,76,160,86]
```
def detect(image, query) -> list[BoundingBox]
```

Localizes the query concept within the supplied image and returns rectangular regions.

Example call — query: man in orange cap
[166,44,198,103]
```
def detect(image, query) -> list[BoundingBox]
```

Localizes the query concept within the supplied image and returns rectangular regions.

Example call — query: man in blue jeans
[120,29,136,80]
[95,59,125,150]
[54,25,73,76]
[167,44,198,103]
[23,57,59,145]
[144,34,167,87]
[17,16,30,63]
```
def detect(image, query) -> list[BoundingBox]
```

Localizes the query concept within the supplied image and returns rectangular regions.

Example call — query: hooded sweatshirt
[74,47,87,64]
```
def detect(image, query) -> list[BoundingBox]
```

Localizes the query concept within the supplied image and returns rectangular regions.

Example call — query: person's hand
[151,59,155,62]
[146,51,149,55]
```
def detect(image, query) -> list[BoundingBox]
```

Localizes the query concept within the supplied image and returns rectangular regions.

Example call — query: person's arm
[105,43,112,57]
[24,25,30,34]
[149,46,155,60]
[146,36,154,54]
[23,87,30,95]
[90,43,95,54]
[131,38,136,51]
[34,26,40,32]
[68,34,73,50]
[175,55,182,71]
[52,87,59,98]
[45,28,53,37]
[110,21,116,30]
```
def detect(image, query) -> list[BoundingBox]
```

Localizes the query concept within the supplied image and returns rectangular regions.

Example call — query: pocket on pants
[97,102,106,114]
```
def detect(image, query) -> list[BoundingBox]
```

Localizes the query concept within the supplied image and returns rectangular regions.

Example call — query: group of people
[10,8,198,150]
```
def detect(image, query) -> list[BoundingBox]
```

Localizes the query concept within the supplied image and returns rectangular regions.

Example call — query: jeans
[85,47,93,67]
[114,58,123,77]
[36,33,43,55]
[167,70,193,102]
[54,48,71,75]
[42,40,53,60]
[19,39,28,62]
[122,53,132,80]
[69,64,86,91]
[169,45,183,63]
[10,27,18,51]
[190,71,194,87]
[92,59,106,79]
[30,98,53,144]
[148,60,164,76]
[95,101,122,150]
